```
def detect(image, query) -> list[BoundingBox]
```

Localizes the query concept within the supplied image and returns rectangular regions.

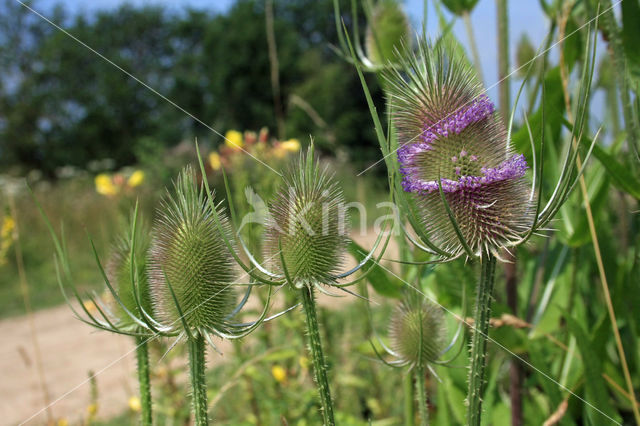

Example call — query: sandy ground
[1,231,398,425]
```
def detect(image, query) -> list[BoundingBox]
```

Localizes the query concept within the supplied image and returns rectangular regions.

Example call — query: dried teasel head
[149,166,237,334]
[386,41,534,257]
[107,216,153,329]
[264,144,349,289]
[389,294,446,367]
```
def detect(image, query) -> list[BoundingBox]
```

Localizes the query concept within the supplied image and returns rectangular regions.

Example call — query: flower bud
[389,295,445,367]
[264,145,348,288]
[149,166,236,332]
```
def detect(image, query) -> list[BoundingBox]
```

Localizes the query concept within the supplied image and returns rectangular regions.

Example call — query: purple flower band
[401,154,528,194]
[397,94,495,165]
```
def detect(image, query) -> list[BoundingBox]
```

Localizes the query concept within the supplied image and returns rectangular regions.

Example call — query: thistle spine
[466,253,496,426]
[301,286,335,425]
[188,333,208,426]
[135,336,152,426]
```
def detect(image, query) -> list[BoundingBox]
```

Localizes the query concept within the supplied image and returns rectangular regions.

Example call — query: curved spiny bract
[389,294,446,368]
[149,166,237,335]
[107,218,153,331]
[264,144,349,289]
[386,41,534,258]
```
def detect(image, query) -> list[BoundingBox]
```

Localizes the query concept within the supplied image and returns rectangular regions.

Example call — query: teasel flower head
[149,166,237,335]
[386,41,535,258]
[389,294,446,368]
[264,144,349,290]
[107,216,154,330]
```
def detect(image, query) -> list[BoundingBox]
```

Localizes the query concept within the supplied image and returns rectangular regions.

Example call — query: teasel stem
[415,363,428,426]
[403,371,415,426]
[188,333,208,426]
[135,336,152,426]
[467,252,497,426]
[462,11,483,84]
[300,286,335,425]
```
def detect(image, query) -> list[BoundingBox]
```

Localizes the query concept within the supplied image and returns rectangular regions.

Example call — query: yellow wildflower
[224,130,244,150]
[280,138,301,152]
[87,402,98,416]
[0,215,15,266]
[127,170,145,188]
[57,418,69,426]
[272,146,287,159]
[1,215,14,240]
[95,174,119,196]
[271,365,287,384]
[128,396,141,412]
[209,152,222,171]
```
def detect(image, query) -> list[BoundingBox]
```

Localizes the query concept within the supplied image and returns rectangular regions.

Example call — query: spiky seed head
[107,216,153,328]
[365,0,411,65]
[386,41,534,257]
[389,294,446,367]
[149,166,236,333]
[264,144,349,289]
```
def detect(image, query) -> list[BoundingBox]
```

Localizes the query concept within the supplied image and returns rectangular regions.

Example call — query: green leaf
[591,142,640,199]
[565,317,621,425]
[346,240,403,298]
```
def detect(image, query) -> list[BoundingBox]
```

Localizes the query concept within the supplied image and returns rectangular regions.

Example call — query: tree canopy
[0,0,382,176]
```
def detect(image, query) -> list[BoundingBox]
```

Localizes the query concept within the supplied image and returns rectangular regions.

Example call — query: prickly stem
[135,336,152,426]
[403,371,415,426]
[415,362,428,426]
[188,333,208,426]
[466,252,496,426]
[301,286,335,425]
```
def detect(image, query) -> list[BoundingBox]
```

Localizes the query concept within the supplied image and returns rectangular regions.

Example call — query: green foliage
[621,0,640,82]
[0,0,384,175]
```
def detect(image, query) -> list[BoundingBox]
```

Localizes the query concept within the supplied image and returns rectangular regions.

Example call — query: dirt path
[1,232,398,425]
[1,303,138,425]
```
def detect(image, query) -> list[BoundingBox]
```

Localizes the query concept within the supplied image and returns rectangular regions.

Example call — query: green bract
[149,166,237,333]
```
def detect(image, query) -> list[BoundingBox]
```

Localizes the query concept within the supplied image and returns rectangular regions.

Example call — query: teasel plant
[193,142,391,425]
[345,21,601,426]
[33,194,164,425]
[34,164,289,425]
[147,165,293,425]
[369,290,465,426]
